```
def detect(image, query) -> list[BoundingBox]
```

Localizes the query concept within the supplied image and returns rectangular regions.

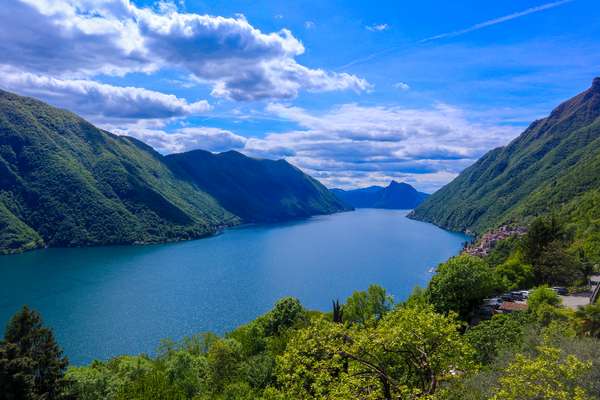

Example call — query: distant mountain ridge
[0,89,347,254]
[410,77,600,234]
[331,181,429,209]
[166,149,350,222]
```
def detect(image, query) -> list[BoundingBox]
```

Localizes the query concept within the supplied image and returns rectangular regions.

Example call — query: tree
[495,256,535,290]
[535,242,583,286]
[427,255,500,320]
[263,297,305,336]
[491,346,593,400]
[466,313,532,365]
[521,215,567,265]
[332,299,343,324]
[528,286,561,313]
[2,306,68,400]
[206,338,243,392]
[343,284,393,325]
[276,306,474,399]
[0,342,35,400]
[574,304,600,338]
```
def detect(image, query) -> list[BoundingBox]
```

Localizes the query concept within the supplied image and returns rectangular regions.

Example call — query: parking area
[560,293,593,309]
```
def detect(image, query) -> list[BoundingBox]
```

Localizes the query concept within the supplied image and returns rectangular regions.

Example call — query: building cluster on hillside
[464,225,527,257]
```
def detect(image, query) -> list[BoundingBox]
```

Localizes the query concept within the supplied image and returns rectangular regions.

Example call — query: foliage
[262,297,306,336]
[0,306,69,400]
[276,305,474,399]
[575,304,600,338]
[465,313,532,365]
[427,255,501,320]
[490,346,593,400]
[342,284,393,325]
[494,255,535,290]
[528,286,561,314]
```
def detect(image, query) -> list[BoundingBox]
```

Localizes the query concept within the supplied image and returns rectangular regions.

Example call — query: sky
[1,0,599,192]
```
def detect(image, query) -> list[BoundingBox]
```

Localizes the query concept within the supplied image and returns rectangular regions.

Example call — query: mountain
[166,149,351,222]
[410,77,600,234]
[0,90,346,254]
[331,181,429,209]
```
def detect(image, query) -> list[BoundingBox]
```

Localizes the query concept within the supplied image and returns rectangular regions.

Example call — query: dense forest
[411,78,600,235]
[2,209,599,399]
[0,90,348,255]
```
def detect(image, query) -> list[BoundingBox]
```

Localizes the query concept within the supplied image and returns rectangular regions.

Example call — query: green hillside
[0,90,350,254]
[410,77,600,234]
[0,90,240,254]
[166,149,351,222]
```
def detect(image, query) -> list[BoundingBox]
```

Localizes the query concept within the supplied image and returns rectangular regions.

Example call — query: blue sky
[1,0,599,191]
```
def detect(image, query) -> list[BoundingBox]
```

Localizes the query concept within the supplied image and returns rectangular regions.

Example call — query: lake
[0,209,468,364]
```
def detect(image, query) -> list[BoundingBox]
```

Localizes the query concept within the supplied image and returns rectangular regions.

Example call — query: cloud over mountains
[0,0,369,103]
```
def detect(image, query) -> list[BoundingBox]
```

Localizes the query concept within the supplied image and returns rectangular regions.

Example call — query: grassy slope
[410,78,600,234]
[0,90,238,253]
[166,149,351,222]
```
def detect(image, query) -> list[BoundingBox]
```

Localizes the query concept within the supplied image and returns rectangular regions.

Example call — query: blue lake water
[0,209,468,364]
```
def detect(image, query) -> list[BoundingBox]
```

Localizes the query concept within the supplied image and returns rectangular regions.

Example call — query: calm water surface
[0,209,468,364]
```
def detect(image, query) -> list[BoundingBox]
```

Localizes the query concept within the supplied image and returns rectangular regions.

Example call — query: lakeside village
[442,225,600,322]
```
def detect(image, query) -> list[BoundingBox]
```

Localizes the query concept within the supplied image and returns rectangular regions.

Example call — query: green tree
[521,215,567,264]
[465,313,532,365]
[491,346,592,400]
[528,286,561,313]
[428,255,500,320]
[263,297,305,336]
[2,306,68,400]
[535,242,584,285]
[343,284,393,325]
[206,339,243,393]
[574,304,600,338]
[0,342,35,400]
[276,306,474,399]
[495,256,535,290]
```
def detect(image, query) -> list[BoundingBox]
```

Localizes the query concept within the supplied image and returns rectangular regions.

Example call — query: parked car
[500,293,515,302]
[510,291,525,301]
[483,298,503,308]
[519,290,530,299]
[552,287,568,295]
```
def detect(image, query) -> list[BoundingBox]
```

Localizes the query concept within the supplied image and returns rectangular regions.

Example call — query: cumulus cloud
[114,102,521,192]
[0,67,210,121]
[0,0,369,101]
[243,103,522,191]
[366,23,389,32]
[394,82,410,91]
[118,126,248,154]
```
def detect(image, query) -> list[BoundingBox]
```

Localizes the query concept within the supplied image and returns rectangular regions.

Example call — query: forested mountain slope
[0,90,238,254]
[166,149,351,222]
[410,77,600,234]
[0,90,346,254]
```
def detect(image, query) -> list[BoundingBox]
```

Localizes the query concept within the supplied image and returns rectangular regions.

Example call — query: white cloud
[104,101,522,192]
[393,82,410,91]
[304,21,315,29]
[118,126,248,154]
[244,102,521,191]
[0,0,369,101]
[366,23,389,32]
[0,67,210,121]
